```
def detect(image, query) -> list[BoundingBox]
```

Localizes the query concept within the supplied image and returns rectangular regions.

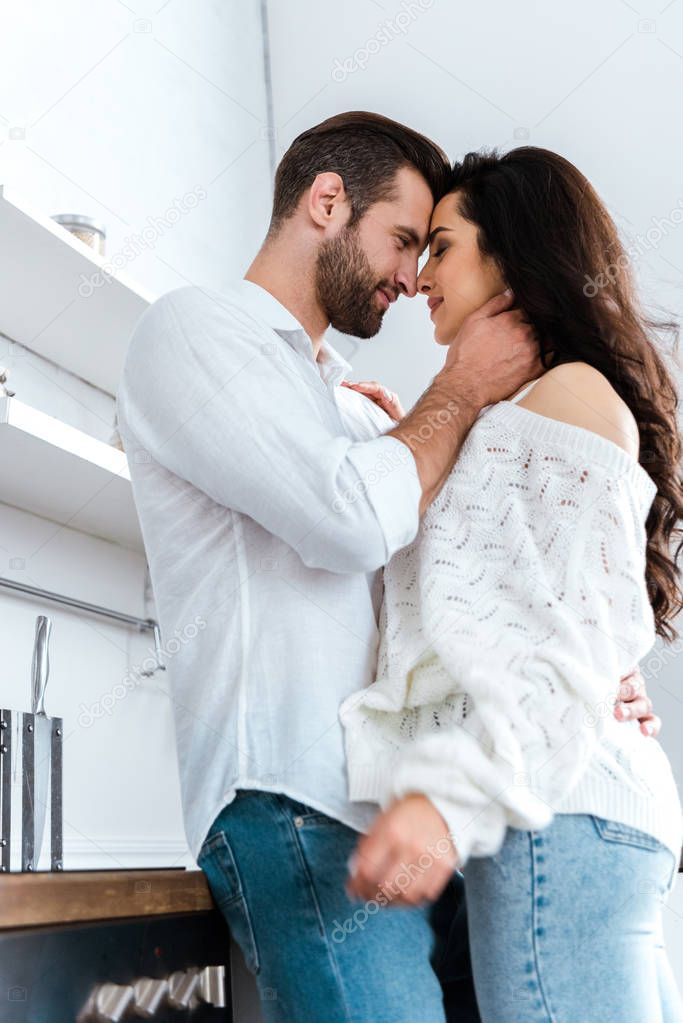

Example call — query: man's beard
[315,226,390,338]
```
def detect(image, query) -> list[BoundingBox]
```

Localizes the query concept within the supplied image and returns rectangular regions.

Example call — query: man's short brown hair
[269,111,451,234]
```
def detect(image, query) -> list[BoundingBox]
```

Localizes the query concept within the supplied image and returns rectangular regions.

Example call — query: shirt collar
[235,278,303,331]
[233,279,351,386]
[317,337,352,387]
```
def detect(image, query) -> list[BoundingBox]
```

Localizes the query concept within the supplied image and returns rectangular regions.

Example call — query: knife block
[0,709,63,872]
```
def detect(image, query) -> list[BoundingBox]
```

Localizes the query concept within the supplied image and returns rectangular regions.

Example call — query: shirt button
[293,816,304,828]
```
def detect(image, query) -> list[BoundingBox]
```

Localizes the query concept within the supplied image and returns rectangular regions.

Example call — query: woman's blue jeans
[464,813,682,1022]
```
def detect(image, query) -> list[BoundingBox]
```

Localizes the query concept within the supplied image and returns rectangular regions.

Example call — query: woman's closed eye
[431,245,448,259]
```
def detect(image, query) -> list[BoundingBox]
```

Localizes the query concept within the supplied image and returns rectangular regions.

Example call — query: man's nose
[395,264,418,299]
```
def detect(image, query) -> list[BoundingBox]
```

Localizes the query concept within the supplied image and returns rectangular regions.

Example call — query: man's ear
[307,172,349,230]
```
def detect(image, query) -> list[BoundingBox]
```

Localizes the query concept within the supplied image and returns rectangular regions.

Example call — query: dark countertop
[0,869,215,929]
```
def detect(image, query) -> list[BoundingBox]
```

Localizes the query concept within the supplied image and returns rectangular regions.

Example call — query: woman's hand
[615,667,660,738]
[345,793,458,906]
[341,380,406,421]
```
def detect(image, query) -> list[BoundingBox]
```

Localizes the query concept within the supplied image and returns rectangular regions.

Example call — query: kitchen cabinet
[0,868,232,1021]
[0,186,152,397]
[0,395,142,552]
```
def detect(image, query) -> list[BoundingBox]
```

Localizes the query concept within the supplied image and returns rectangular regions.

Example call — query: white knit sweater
[339,390,683,867]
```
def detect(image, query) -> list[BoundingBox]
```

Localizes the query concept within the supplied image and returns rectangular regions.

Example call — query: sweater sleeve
[385,426,657,866]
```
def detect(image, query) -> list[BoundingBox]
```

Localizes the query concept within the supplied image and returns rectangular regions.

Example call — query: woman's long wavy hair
[447,147,683,641]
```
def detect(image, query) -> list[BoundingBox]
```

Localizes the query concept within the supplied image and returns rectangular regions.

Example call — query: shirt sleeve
[116,286,421,574]
[386,447,656,865]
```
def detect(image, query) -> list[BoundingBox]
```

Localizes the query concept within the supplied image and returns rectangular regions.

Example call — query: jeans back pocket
[590,815,663,853]
[198,829,261,974]
[590,815,677,893]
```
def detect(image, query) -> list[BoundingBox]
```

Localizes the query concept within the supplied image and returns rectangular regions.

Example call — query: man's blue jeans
[197,789,478,1022]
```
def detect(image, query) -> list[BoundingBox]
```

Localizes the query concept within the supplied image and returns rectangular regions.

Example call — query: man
[116,111,656,1022]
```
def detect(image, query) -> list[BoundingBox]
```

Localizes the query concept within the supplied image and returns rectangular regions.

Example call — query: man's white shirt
[116,280,422,859]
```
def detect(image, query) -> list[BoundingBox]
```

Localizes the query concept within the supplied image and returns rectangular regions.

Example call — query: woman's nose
[417,266,431,294]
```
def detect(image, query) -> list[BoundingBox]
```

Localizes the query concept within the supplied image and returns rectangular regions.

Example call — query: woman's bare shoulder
[518,361,639,458]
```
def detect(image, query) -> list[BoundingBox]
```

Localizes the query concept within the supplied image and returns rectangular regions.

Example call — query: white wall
[267,0,683,400]
[0,0,274,301]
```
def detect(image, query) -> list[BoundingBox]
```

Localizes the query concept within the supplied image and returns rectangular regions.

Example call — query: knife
[30,615,52,868]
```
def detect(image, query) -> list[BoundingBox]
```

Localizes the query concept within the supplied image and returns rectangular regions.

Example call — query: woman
[340,147,683,1021]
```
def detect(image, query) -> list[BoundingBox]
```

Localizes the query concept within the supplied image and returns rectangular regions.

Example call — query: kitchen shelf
[0,185,154,395]
[0,396,143,552]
